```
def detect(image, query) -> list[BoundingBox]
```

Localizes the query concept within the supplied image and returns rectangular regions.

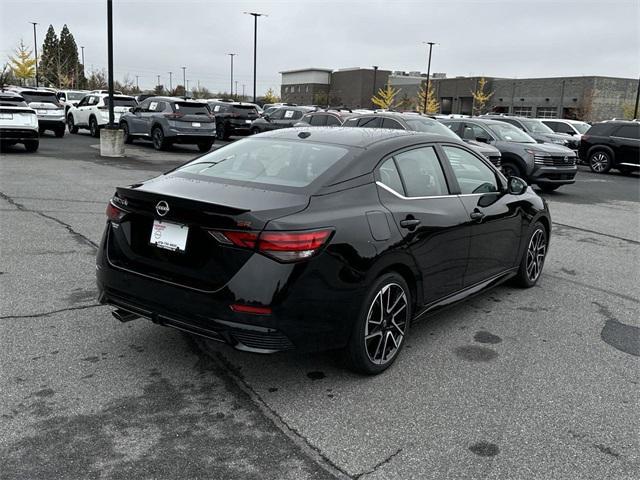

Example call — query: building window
[536,107,557,119]
[306,85,309,93]
[512,106,533,117]
[284,86,289,93]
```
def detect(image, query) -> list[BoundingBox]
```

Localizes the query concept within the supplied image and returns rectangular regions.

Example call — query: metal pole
[135,75,139,91]
[181,67,186,99]
[81,46,85,66]
[371,65,378,109]
[228,53,236,98]
[242,84,245,100]
[106,0,115,127]
[634,75,640,120]
[244,12,266,103]
[423,42,435,114]
[29,22,38,87]
[168,71,172,91]
[80,46,85,87]
[157,74,160,87]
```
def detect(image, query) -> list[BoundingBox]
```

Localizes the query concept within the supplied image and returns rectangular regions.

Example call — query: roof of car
[145,96,203,103]
[256,126,455,148]
[442,117,515,126]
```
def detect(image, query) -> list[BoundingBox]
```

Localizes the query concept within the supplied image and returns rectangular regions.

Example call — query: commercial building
[280,68,332,106]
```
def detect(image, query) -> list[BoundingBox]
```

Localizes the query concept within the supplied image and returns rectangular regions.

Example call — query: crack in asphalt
[0,191,98,251]
[0,304,103,320]
[354,447,403,479]
[546,273,639,304]
[552,222,639,246]
[195,339,353,480]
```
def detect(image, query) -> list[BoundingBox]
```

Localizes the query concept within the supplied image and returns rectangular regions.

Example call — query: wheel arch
[365,253,423,311]
[587,144,615,161]
[500,152,528,174]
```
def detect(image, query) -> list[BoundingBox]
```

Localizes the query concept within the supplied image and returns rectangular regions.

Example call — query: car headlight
[551,138,567,145]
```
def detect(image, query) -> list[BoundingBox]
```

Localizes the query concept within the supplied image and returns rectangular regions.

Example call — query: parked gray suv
[119,96,215,152]
[440,118,577,192]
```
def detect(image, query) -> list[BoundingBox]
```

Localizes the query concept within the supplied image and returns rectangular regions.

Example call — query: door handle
[470,211,485,222]
[400,218,421,229]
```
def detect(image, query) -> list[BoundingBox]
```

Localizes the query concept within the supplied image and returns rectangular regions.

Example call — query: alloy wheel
[364,283,409,365]
[525,228,546,282]
[153,129,163,149]
[590,152,609,173]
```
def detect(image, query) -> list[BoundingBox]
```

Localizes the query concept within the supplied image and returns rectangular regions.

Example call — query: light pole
[242,84,246,101]
[168,71,173,92]
[244,12,266,103]
[106,0,115,127]
[186,79,190,95]
[29,22,38,87]
[80,45,85,87]
[371,65,378,108]
[634,75,640,120]
[235,81,238,100]
[228,53,237,98]
[135,75,139,91]
[181,67,186,99]
[157,74,160,89]
[422,41,437,114]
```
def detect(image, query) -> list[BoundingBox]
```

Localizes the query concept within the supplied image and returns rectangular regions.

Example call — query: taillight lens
[209,229,333,262]
[165,112,184,119]
[230,304,272,315]
[106,201,126,222]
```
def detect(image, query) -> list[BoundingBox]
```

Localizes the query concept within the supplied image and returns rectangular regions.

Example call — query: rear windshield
[66,91,86,101]
[176,138,348,188]
[0,96,27,107]
[173,102,209,115]
[405,117,460,139]
[104,97,137,107]
[231,105,258,115]
[520,119,554,134]
[20,91,59,104]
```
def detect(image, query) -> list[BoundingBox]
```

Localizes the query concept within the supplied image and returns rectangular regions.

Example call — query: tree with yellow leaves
[416,82,439,114]
[471,77,494,116]
[372,85,401,110]
[8,40,36,85]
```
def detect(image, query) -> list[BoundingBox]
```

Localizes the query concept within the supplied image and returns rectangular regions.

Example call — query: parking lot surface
[1,133,638,480]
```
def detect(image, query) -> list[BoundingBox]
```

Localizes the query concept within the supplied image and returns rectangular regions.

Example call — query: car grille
[535,155,576,166]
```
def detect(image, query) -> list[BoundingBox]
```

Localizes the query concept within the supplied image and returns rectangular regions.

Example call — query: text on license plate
[150,220,188,252]
[0,113,13,120]
[192,122,201,127]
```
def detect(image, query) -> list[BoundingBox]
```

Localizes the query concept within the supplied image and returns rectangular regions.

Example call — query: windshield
[520,119,554,134]
[21,91,59,104]
[66,92,86,101]
[173,102,209,115]
[572,122,590,134]
[104,97,137,108]
[405,118,460,139]
[488,123,536,143]
[176,138,349,188]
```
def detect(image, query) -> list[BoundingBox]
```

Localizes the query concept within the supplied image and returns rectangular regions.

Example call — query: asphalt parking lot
[1,132,638,480]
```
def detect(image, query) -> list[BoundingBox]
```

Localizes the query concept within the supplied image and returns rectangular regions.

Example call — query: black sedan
[97,127,551,374]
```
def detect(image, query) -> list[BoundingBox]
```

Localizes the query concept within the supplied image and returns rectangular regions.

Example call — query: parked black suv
[578,121,640,174]
[483,115,576,149]
[205,101,260,140]
[343,112,502,167]
[250,106,314,134]
[441,118,577,191]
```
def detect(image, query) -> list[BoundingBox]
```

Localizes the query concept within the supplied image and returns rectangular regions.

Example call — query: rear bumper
[530,165,577,185]
[166,131,216,144]
[0,128,38,141]
[38,118,65,128]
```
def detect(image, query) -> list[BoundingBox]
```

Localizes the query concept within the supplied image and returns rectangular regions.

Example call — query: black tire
[67,114,79,134]
[539,184,560,193]
[501,161,523,179]
[588,149,612,173]
[250,127,260,136]
[24,140,39,152]
[121,122,133,144]
[152,126,168,151]
[513,222,547,288]
[197,141,214,153]
[38,127,46,135]
[344,272,412,375]
[216,123,226,141]
[54,126,65,138]
[89,116,100,138]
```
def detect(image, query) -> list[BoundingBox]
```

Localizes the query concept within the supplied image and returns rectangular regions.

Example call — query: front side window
[382,118,404,130]
[487,123,536,143]
[442,146,499,194]
[520,119,554,134]
[405,118,459,139]
[326,115,341,126]
[394,146,449,197]
[269,109,285,120]
[310,114,327,126]
[176,138,349,188]
[464,123,493,142]
[358,117,381,128]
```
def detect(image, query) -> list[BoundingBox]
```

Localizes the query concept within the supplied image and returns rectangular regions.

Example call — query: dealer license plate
[150,220,188,252]
[0,113,13,120]
[192,122,201,127]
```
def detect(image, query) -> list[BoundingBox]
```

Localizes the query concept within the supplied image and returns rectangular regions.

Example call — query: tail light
[209,229,333,262]
[165,112,184,119]
[106,200,127,222]
[230,304,272,315]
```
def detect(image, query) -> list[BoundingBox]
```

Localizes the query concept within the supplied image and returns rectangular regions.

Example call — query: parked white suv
[56,90,89,115]
[14,88,66,137]
[67,93,137,137]
[0,91,39,151]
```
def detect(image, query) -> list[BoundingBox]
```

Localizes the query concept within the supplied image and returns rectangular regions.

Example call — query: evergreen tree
[39,25,59,86]
[58,24,80,88]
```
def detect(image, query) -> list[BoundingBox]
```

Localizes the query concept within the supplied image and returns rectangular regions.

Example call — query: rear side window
[177,138,349,188]
[173,102,209,115]
[343,118,358,127]
[585,123,613,136]
[326,115,341,126]
[382,118,404,129]
[442,146,499,194]
[310,114,327,126]
[613,124,640,140]
[378,158,404,194]
[358,117,381,128]
[394,146,449,197]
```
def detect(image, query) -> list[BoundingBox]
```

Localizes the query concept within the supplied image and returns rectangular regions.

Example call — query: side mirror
[263,114,270,121]
[507,176,528,195]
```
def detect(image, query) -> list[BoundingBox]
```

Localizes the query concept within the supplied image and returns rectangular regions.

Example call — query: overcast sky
[1,0,638,94]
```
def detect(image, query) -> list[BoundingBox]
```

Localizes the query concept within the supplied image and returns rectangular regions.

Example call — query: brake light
[581,134,590,142]
[230,304,272,315]
[165,112,184,119]
[106,200,127,222]
[209,229,333,262]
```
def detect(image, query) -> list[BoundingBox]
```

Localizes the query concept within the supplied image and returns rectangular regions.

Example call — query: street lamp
[181,66,186,99]
[422,41,437,114]
[29,22,38,87]
[228,53,237,98]
[371,65,378,108]
[168,71,173,91]
[634,75,640,120]
[244,12,267,103]
[135,75,139,91]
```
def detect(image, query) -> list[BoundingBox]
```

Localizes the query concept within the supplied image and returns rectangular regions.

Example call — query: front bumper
[530,165,578,185]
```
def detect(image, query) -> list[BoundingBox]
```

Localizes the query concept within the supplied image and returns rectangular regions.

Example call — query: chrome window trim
[376,181,490,200]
